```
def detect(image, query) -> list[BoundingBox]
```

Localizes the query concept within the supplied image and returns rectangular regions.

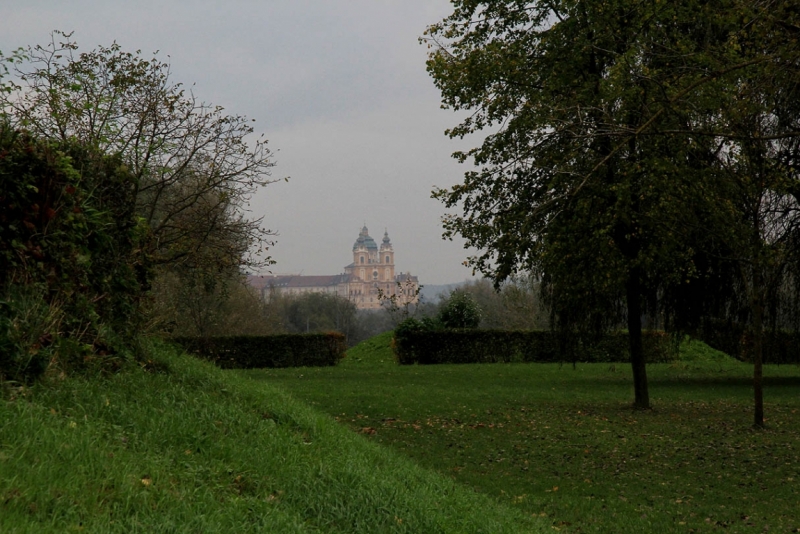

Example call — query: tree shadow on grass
[648,376,800,388]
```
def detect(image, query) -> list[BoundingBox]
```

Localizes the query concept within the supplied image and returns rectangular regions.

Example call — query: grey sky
[1,1,480,285]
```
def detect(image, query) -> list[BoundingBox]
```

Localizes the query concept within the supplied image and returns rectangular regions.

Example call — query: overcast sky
[0,1,483,285]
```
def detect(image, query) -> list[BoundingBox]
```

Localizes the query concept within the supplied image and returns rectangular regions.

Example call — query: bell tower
[379,230,395,282]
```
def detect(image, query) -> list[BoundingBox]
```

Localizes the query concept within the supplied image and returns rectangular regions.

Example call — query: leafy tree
[147,271,284,339]
[0,31,277,275]
[446,277,547,330]
[425,1,800,418]
[682,5,800,427]
[425,1,720,408]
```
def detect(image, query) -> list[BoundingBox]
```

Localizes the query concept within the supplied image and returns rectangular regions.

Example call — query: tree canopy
[425,1,800,417]
[1,31,277,274]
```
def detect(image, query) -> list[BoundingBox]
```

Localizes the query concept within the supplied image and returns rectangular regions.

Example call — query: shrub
[0,126,150,381]
[0,286,62,382]
[173,333,346,369]
[438,291,482,329]
[393,329,674,365]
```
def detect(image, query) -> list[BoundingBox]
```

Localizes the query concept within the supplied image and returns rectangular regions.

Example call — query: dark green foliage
[424,1,734,408]
[699,323,800,364]
[0,126,150,381]
[173,333,347,369]
[2,33,276,274]
[267,292,361,344]
[425,0,800,418]
[437,290,481,329]
[445,277,548,330]
[393,329,674,365]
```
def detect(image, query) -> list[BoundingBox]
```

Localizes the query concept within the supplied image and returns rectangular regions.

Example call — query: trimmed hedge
[700,323,800,364]
[172,333,347,369]
[393,329,675,365]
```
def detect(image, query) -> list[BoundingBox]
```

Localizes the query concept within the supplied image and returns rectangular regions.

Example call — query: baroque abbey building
[248,226,419,310]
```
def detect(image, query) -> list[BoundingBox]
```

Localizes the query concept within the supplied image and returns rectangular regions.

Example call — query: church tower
[379,230,395,282]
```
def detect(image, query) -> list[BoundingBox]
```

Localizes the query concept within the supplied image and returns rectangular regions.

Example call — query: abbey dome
[353,225,378,251]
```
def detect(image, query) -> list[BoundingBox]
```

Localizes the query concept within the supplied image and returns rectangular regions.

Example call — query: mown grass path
[243,334,800,533]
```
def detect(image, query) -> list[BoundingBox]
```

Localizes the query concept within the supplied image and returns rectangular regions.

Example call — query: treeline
[149,275,547,348]
[151,281,395,348]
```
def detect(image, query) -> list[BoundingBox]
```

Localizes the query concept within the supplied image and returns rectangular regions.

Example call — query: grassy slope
[0,340,544,533]
[248,335,800,534]
[341,331,396,368]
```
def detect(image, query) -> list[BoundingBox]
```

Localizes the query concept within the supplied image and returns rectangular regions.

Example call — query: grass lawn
[0,339,544,533]
[243,332,800,533]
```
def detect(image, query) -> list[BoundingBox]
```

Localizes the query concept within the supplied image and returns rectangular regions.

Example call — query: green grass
[341,331,396,368]
[244,336,800,534]
[0,339,545,533]
[677,336,737,363]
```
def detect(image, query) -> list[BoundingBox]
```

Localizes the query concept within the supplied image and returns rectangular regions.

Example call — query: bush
[0,126,149,381]
[0,286,62,382]
[173,333,346,369]
[393,329,674,365]
[438,291,482,329]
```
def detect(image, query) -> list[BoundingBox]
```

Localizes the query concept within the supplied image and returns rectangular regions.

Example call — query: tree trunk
[626,270,650,409]
[752,286,765,428]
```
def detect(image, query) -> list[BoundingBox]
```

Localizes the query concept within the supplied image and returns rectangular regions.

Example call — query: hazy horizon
[0,1,483,285]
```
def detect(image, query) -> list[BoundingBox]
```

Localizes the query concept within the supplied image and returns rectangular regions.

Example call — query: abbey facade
[248,226,419,310]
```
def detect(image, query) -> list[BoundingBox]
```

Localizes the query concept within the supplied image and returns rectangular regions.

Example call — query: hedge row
[393,329,675,365]
[172,333,347,369]
[700,324,800,364]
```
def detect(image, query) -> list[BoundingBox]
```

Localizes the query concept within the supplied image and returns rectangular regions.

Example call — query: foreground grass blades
[250,335,800,534]
[0,341,544,533]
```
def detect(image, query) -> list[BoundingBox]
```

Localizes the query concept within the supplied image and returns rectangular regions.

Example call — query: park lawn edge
[0,339,545,533]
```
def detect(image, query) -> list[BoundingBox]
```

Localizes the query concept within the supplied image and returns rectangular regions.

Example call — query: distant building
[248,225,419,310]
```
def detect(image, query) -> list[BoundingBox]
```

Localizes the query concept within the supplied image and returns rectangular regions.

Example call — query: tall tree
[425,1,800,420]
[689,4,800,427]
[425,1,719,408]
